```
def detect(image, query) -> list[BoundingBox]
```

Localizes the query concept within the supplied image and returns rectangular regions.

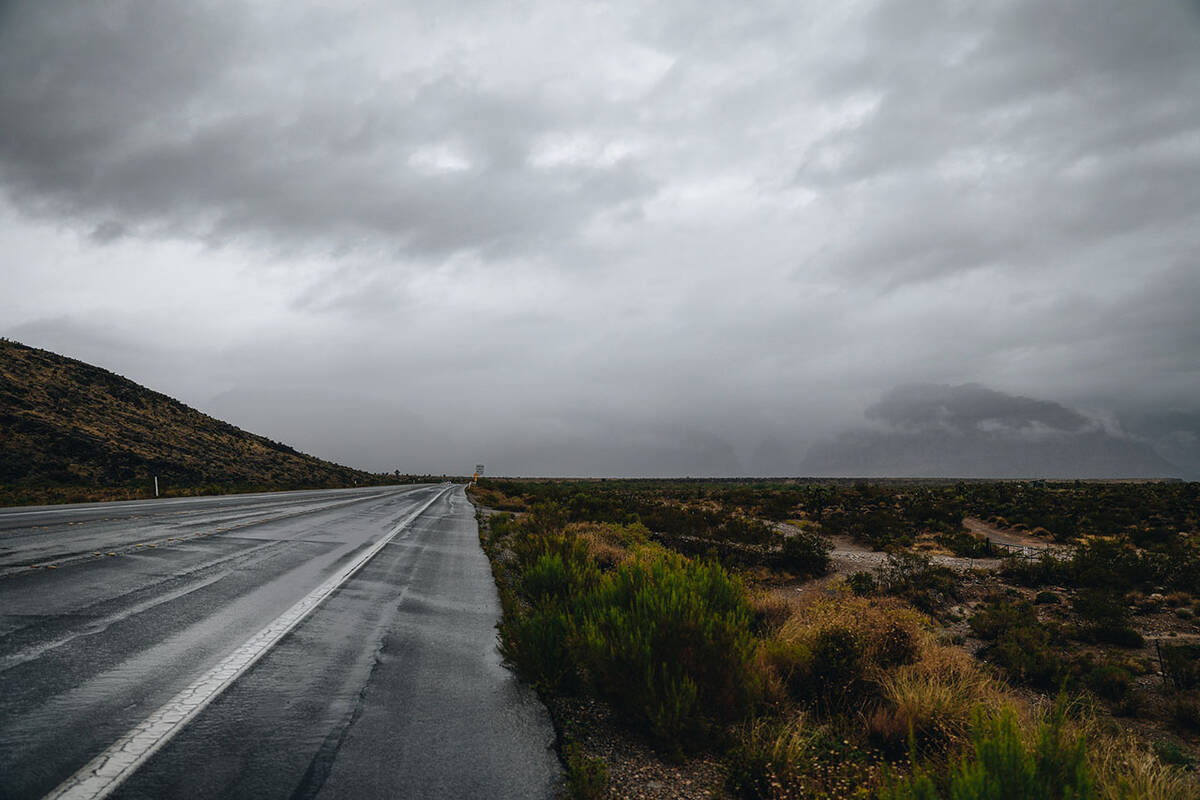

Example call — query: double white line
[45,485,454,800]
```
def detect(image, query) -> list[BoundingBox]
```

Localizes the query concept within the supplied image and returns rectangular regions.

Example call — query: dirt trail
[962,517,1069,552]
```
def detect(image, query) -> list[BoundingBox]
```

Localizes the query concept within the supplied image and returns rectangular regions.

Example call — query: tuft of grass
[869,647,1003,754]
[1085,727,1200,800]
[880,701,1093,800]
[726,715,886,800]
[564,743,608,800]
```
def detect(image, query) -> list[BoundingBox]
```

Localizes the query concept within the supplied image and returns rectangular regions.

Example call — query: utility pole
[154,476,159,497]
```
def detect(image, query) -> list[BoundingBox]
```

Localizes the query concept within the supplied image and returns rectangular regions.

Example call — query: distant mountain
[0,338,385,502]
[798,383,1181,479]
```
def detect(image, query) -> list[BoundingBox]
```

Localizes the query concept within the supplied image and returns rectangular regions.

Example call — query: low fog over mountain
[799,384,1182,479]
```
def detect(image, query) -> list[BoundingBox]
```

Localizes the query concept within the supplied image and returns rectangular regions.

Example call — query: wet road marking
[1,491,398,579]
[42,485,454,800]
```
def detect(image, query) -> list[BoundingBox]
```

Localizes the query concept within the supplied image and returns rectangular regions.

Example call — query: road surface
[0,484,560,800]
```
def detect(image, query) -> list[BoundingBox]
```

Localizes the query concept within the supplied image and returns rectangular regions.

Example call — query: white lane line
[0,484,420,519]
[42,485,453,800]
[0,490,408,578]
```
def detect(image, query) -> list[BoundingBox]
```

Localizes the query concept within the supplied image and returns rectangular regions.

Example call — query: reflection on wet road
[0,485,559,800]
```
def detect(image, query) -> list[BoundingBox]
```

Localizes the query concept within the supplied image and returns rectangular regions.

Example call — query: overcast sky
[2,0,1198,476]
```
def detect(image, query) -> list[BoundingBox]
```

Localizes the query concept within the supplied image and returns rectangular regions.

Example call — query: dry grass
[565,521,651,570]
[869,646,1006,750]
[1087,731,1200,800]
[775,592,928,665]
[730,714,887,800]
[749,587,803,635]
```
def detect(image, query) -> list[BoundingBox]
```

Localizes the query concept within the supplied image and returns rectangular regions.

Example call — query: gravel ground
[550,696,731,800]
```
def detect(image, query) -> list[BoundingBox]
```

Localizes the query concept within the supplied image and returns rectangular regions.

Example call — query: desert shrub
[970,601,1065,689]
[564,743,608,800]
[999,552,1070,587]
[1160,643,1200,691]
[881,703,1093,800]
[969,600,1038,641]
[487,511,516,543]
[847,571,878,596]
[937,530,992,558]
[727,717,885,800]
[1036,591,1062,605]
[527,500,568,537]
[519,549,597,607]
[1072,589,1130,628]
[773,529,833,577]
[1089,625,1145,649]
[770,595,928,715]
[1071,539,1147,589]
[576,549,758,752]
[1083,664,1133,703]
[568,521,648,570]
[808,626,866,710]
[759,638,813,702]
[1151,739,1193,769]
[498,605,578,692]
[874,552,959,615]
[996,627,1065,690]
[1172,693,1200,732]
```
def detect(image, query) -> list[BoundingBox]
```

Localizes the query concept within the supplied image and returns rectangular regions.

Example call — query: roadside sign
[475,465,484,476]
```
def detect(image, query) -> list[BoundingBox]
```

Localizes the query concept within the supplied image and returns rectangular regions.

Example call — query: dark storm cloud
[799,0,1200,288]
[2,0,1198,477]
[0,1,655,257]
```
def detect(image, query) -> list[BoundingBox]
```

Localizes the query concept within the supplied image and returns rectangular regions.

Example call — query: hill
[0,338,389,505]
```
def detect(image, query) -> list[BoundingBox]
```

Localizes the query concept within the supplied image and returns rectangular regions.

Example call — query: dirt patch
[963,517,1068,552]
[551,697,731,800]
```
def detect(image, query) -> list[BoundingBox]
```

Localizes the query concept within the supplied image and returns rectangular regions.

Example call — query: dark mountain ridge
[0,338,388,505]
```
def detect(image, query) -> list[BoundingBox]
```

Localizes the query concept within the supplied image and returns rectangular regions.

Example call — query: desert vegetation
[471,478,1199,799]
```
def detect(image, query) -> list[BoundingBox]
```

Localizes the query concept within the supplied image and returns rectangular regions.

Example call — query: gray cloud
[2,0,1198,477]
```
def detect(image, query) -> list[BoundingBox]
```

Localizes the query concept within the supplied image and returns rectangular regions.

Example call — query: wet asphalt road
[0,484,560,800]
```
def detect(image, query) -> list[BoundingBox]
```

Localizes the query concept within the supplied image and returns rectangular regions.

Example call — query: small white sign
[475,464,485,476]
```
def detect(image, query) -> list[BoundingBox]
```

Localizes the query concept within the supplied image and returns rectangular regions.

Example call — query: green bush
[1173,693,1200,732]
[993,625,1065,690]
[1035,591,1061,605]
[969,601,1065,689]
[809,626,867,712]
[881,703,1093,800]
[969,600,1038,641]
[1000,553,1070,588]
[518,546,599,607]
[774,530,833,576]
[1083,664,1133,703]
[937,530,992,558]
[874,552,959,614]
[847,571,877,596]
[1152,739,1194,769]
[564,743,608,799]
[498,605,578,692]
[1160,643,1200,691]
[1090,625,1144,649]
[1071,589,1130,628]
[576,550,758,752]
